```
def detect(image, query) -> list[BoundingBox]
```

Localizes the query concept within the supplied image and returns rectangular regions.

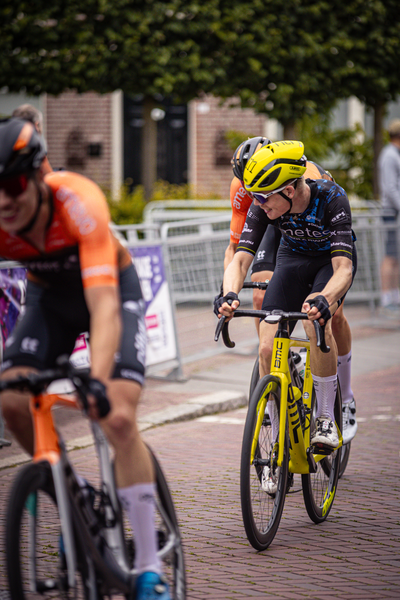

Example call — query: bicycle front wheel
[6,461,91,600]
[240,375,289,551]
[248,355,260,402]
[302,384,342,524]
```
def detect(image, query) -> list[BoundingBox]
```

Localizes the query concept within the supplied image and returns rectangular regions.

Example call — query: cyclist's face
[0,175,38,233]
[253,191,290,219]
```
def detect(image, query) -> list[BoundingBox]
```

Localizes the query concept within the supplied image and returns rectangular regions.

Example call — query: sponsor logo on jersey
[123,300,143,315]
[56,186,97,235]
[20,337,39,354]
[81,264,116,280]
[233,186,248,210]
[27,260,61,272]
[331,209,348,225]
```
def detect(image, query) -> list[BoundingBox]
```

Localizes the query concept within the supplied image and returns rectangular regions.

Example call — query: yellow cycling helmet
[243,140,307,206]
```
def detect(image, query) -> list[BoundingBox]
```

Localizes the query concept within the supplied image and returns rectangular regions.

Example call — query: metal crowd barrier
[1,207,399,373]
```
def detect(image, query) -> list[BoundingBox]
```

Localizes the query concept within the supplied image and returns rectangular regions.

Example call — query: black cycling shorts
[261,244,357,328]
[2,263,146,386]
[251,226,281,275]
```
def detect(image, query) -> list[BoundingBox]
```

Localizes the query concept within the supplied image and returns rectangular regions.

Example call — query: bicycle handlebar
[242,281,268,290]
[0,357,111,418]
[214,309,330,353]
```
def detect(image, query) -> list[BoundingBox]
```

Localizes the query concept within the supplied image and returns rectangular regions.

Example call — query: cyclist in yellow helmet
[215,140,357,454]
[223,138,357,444]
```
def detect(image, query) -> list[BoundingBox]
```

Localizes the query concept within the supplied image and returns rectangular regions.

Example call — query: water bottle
[292,351,305,380]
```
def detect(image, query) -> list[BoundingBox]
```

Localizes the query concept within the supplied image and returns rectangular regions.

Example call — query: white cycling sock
[267,398,280,442]
[313,374,337,422]
[117,482,161,575]
[337,351,354,405]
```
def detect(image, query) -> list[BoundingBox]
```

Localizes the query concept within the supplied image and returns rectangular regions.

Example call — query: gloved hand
[213,291,240,317]
[307,295,331,322]
[73,375,111,419]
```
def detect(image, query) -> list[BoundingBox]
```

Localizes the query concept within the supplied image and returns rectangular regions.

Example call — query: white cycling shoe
[311,417,339,453]
[261,466,278,495]
[342,398,357,445]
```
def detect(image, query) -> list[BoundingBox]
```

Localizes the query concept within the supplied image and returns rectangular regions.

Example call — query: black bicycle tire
[6,461,91,600]
[149,447,187,600]
[338,442,351,478]
[240,375,289,551]
[301,384,342,524]
[248,355,260,402]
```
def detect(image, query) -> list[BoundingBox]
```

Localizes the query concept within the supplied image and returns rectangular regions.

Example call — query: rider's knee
[105,404,137,445]
[1,392,30,430]
[259,334,274,363]
[252,290,264,311]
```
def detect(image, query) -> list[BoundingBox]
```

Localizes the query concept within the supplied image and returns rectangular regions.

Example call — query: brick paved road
[142,365,400,599]
[1,365,398,599]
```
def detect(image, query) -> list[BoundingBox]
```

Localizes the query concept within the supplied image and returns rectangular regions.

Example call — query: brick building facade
[188,95,267,198]
[45,91,114,190]
[1,91,268,200]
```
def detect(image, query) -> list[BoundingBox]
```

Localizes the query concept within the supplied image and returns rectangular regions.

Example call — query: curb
[0,390,247,471]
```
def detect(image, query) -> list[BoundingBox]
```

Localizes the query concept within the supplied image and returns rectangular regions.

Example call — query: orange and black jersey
[0,171,131,290]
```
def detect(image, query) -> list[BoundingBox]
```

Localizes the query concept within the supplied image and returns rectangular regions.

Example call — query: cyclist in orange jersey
[221,137,357,444]
[0,118,171,600]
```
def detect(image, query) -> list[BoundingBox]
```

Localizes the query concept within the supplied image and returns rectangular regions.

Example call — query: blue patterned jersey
[237,179,354,260]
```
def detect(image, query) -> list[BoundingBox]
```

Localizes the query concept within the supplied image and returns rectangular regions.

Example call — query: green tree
[327,0,400,197]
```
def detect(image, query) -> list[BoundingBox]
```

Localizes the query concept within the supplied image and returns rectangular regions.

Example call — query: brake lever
[313,320,330,353]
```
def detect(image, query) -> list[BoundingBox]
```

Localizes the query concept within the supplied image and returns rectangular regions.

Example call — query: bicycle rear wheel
[240,375,289,551]
[6,461,91,600]
[302,384,342,523]
[339,442,351,478]
[123,448,186,600]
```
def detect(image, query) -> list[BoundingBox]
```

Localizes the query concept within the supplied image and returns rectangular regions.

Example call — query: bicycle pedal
[312,443,335,456]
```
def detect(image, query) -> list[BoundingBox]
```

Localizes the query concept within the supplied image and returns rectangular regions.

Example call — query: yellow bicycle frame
[251,334,343,475]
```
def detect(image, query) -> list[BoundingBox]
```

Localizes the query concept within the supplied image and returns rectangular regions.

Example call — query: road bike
[244,281,351,480]
[215,309,343,551]
[1,361,186,599]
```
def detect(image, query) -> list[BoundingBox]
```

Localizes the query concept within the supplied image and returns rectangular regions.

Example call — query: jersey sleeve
[236,202,272,257]
[230,177,253,243]
[54,174,118,289]
[325,184,354,260]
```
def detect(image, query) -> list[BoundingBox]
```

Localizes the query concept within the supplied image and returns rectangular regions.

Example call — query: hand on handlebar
[213,291,240,320]
[303,295,331,326]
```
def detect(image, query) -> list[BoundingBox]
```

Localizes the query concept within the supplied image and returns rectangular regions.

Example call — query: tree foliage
[1,0,399,197]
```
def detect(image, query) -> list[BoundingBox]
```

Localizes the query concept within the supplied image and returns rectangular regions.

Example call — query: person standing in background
[378,118,400,315]
[12,104,53,175]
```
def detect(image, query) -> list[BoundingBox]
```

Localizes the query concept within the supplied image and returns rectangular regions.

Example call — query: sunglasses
[247,184,288,205]
[0,174,29,196]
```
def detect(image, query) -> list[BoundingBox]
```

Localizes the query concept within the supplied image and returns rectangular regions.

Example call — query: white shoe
[342,398,357,444]
[311,417,339,452]
[261,465,278,495]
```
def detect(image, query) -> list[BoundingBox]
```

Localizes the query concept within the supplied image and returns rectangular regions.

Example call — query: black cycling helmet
[231,136,272,181]
[0,118,46,180]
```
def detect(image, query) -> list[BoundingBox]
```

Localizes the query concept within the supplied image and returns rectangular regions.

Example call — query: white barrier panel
[128,245,179,370]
